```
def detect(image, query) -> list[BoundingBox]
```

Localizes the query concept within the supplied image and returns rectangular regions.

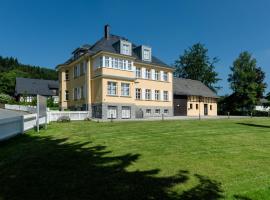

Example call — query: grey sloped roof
[173,78,218,98]
[15,77,59,96]
[59,34,171,69]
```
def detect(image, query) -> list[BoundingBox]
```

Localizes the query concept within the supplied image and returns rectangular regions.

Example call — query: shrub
[0,93,14,104]
[57,116,71,123]
[84,117,92,121]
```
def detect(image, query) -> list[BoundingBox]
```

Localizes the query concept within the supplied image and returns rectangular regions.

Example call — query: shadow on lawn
[237,122,270,129]
[0,135,223,200]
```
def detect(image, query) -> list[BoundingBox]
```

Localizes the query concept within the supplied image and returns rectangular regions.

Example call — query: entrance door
[204,104,208,116]
[107,106,117,119]
[121,106,131,119]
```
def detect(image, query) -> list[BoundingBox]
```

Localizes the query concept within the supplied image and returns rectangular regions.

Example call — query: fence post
[162,113,164,121]
[227,112,230,119]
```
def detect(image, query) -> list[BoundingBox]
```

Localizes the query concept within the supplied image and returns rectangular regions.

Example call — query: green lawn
[1,118,270,200]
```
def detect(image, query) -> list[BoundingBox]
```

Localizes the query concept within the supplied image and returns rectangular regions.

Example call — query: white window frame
[121,83,130,96]
[142,46,152,62]
[163,91,168,101]
[155,109,160,114]
[145,69,151,79]
[107,82,117,96]
[146,109,151,115]
[155,90,160,101]
[135,88,141,100]
[136,67,141,78]
[145,89,151,100]
[154,70,160,80]
[120,40,132,56]
[163,72,168,81]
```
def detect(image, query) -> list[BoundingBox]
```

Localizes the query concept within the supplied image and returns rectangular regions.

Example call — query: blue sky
[0,0,270,95]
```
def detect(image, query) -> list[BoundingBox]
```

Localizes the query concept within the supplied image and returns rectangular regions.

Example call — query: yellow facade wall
[186,96,217,116]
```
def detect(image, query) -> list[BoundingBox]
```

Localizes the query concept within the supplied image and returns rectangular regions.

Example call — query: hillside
[0,56,58,95]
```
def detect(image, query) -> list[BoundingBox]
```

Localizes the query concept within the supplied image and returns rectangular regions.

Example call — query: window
[196,104,199,110]
[145,69,151,79]
[74,88,80,100]
[122,43,131,55]
[210,105,213,110]
[107,82,117,95]
[190,104,193,109]
[127,61,132,70]
[105,56,110,67]
[164,109,169,114]
[136,67,141,78]
[143,48,151,61]
[119,59,124,70]
[155,90,160,100]
[121,83,130,96]
[163,72,168,81]
[154,70,160,80]
[81,85,85,99]
[99,56,103,67]
[155,109,160,114]
[114,58,119,69]
[163,91,168,101]
[121,41,131,55]
[65,90,69,101]
[146,109,151,115]
[65,70,69,81]
[145,89,151,100]
[80,62,84,75]
[135,88,141,100]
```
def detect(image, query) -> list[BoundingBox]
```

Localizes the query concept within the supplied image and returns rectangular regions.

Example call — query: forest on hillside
[0,56,58,95]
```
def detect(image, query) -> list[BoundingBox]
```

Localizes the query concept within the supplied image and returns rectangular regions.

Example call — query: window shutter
[151,90,155,100]
[151,69,155,80]
[141,68,146,79]
[160,71,164,81]
[160,91,163,101]
[142,88,145,100]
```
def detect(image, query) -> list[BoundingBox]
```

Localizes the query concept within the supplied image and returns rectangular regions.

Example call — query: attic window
[120,40,131,56]
[142,46,152,61]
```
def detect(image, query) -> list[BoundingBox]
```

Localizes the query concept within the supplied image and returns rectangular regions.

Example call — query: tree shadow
[0,135,223,200]
[233,194,253,200]
[236,123,270,129]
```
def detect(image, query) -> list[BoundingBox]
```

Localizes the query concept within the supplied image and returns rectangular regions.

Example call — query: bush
[0,93,14,104]
[57,116,71,123]
[252,110,270,117]
[84,117,92,121]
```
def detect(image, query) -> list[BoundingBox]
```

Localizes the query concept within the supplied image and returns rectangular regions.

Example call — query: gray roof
[173,78,218,98]
[15,77,59,96]
[60,34,171,69]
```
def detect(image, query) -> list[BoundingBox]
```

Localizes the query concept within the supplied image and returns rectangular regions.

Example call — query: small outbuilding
[15,77,59,103]
[173,78,218,116]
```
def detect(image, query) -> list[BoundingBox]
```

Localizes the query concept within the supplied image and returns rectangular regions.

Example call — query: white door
[107,106,117,119]
[121,106,131,119]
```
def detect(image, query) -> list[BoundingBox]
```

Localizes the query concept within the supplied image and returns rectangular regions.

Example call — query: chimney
[104,24,110,39]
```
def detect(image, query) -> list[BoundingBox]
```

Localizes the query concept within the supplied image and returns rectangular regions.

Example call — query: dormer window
[120,40,132,56]
[142,46,152,61]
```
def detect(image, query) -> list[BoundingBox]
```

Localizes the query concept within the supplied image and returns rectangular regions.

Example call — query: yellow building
[173,78,218,116]
[57,25,174,119]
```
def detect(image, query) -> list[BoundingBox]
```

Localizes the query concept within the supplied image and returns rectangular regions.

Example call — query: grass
[1,118,270,199]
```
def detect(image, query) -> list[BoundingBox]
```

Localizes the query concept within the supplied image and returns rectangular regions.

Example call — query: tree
[0,55,58,96]
[228,51,267,112]
[174,43,220,92]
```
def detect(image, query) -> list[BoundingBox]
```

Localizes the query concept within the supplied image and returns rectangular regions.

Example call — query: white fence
[0,116,24,141]
[0,111,89,141]
[5,104,36,113]
[47,111,90,122]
